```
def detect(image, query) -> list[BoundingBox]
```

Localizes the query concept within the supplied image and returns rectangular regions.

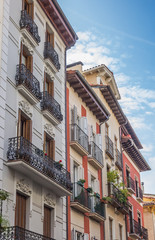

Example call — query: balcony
[89,196,106,222]
[88,142,103,169]
[70,183,91,213]
[129,220,148,240]
[108,183,129,214]
[105,136,114,159]
[0,226,55,240]
[15,64,41,105]
[136,187,143,202]
[41,92,63,125]
[115,149,123,170]
[44,42,60,72]
[7,137,72,196]
[70,124,89,156]
[20,10,40,46]
[126,176,135,194]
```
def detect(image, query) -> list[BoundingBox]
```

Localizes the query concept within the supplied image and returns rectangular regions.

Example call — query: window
[46,25,54,47]
[76,231,83,240]
[114,136,117,158]
[44,73,54,97]
[44,132,55,160]
[109,218,113,240]
[23,0,34,18]
[119,224,123,240]
[135,178,139,197]
[44,206,51,238]
[20,44,33,72]
[105,123,109,136]
[15,192,27,228]
[126,168,130,188]
[129,207,133,233]
[91,175,95,190]
[73,164,78,183]
[17,109,32,142]
[137,212,141,227]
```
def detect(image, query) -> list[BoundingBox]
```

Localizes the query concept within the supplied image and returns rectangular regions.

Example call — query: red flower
[59,160,62,163]
[45,153,47,156]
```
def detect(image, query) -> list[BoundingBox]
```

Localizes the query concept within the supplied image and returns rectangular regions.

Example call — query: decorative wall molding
[21,37,34,55]
[19,100,32,118]
[44,66,54,81]
[16,179,32,196]
[44,193,56,208]
[44,123,55,138]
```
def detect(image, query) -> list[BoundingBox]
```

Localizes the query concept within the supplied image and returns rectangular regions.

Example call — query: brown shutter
[17,109,22,137]
[49,81,54,97]
[27,55,33,72]
[43,206,51,237]
[43,132,46,153]
[29,2,34,19]
[50,139,55,160]
[15,192,26,228]
[20,42,23,65]
[26,120,32,142]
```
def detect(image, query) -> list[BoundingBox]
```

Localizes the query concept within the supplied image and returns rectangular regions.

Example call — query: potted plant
[86,187,93,193]
[94,192,100,198]
[54,160,63,170]
[107,170,119,184]
[0,190,9,229]
[77,179,86,187]
[101,196,112,204]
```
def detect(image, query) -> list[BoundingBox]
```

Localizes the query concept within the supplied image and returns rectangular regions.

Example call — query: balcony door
[23,0,34,19]
[43,206,51,238]
[129,208,133,233]
[135,179,139,197]
[44,73,54,97]
[18,109,32,142]
[15,192,27,228]
[126,168,130,188]
[44,132,55,160]
[46,28,54,47]
[73,164,78,197]
[20,44,33,72]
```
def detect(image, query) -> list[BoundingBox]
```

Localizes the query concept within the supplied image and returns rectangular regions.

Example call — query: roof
[122,121,143,149]
[121,136,151,172]
[83,64,121,100]
[143,202,155,206]
[67,70,110,123]
[37,0,78,48]
[91,85,127,125]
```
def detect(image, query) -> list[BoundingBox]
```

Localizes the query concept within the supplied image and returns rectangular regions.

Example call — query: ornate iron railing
[127,176,135,192]
[41,91,63,122]
[44,42,60,70]
[0,226,55,240]
[20,10,40,43]
[15,64,41,100]
[7,137,72,191]
[138,187,143,200]
[91,196,106,218]
[130,219,141,236]
[71,183,91,209]
[115,149,122,170]
[142,226,148,240]
[88,141,103,165]
[105,135,114,159]
[70,124,89,152]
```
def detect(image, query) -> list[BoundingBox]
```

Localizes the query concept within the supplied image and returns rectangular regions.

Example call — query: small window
[137,212,141,227]
[119,224,123,240]
[44,73,54,97]
[109,218,113,240]
[44,132,55,160]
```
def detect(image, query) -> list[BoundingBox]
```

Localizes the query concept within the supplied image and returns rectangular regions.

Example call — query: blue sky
[58,0,155,193]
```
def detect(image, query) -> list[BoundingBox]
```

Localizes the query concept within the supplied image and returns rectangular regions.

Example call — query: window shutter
[20,42,23,65]
[71,228,76,240]
[26,119,32,142]
[78,165,84,180]
[70,158,74,182]
[17,109,21,137]
[94,179,100,194]
[49,81,54,97]
[29,2,34,19]
[80,117,88,134]
[95,134,102,150]
[88,172,91,188]
[83,233,89,240]
[71,105,77,124]
[50,139,55,160]
[43,132,46,153]
[27,55,33,72]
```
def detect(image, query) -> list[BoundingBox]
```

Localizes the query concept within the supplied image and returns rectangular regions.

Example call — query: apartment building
[121,122,151,240]
[143,194,155,240]
[66,62,132,240]
[0,0,77,239]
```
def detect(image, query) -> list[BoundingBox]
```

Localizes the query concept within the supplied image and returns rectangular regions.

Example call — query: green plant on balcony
[54,160,63,170]
[107,170,119,184]
[94,192,100,198]
[115,183,130,205]
[0,190,9,229]
[101,196,112,204]
[86,187,93,193]
[77,179,86,187]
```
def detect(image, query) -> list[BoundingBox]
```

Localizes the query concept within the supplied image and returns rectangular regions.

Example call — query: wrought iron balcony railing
[115,149,123,170]
[40,91,63,122]
[136,186,143,200]
[105,135,114,159]
[70,124,89,152]
[127,176,135,192]
[44,42,60,70]
[129,219,148,239]
[91,196,106,218]
[88,141,103,165]
[7,137,72,191]
[20,10,40,43]
[71,183,91,210]
[141,226,148,240]
[0,226,55,240]
[15,64,41,100]
[108,183,129,213]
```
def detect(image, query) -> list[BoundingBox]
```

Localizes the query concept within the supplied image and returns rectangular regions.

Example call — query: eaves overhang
[67,70,110,123]
[121,136,151,172]
[37,0,78,49]
[95,85,126,125]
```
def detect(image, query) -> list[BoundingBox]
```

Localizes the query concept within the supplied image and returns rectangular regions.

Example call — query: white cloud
[141,144,153,153]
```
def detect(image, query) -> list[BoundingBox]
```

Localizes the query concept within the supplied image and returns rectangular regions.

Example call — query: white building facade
[0,0,77,239]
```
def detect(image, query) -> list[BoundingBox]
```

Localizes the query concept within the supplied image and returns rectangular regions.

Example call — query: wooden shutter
[49,81,54,97]
[17,109,22,137]
[29,2,34,19]
[109,219,113,240]
[15,192,26,228]
[26,119,32,142]
[20,42,23,65]
[27,55,33,72]
[50,139,55,160]
[43,132,46,153]
[43,206,51,238]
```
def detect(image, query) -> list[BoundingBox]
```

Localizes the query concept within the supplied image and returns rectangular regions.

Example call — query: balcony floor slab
[70,141,88,156]
[17,84,40,105]
[70,201,91,213]
[88,156,103,170]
